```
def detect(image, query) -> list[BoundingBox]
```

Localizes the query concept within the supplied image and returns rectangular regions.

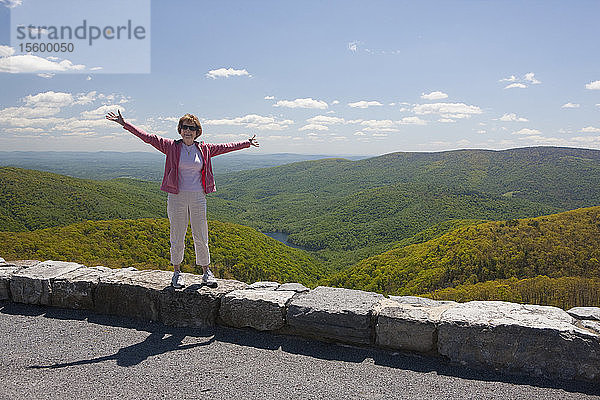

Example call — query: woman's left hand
[249,134,260,147]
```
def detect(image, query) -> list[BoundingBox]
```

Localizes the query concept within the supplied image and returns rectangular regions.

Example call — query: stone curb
[1,259,599,383]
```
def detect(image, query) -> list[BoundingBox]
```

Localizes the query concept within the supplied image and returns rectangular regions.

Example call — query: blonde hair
[177,113,203,139]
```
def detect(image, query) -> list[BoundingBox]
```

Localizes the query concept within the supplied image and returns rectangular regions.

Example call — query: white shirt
[178,143,204,192]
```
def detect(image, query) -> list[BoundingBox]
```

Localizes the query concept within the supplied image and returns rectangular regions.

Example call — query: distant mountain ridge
[211,146,600,268]
[0,151,368,180]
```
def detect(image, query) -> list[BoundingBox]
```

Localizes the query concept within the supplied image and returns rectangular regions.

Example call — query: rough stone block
[582,320,600,335]
[95,269,247,326]
[158,274,248,327]
[375,298,457,353]
[286,286,383,345]
[568,307,600,321]
[389,295,457,306]
[277,282,309,293]
[10,261,85,305]
[94,269,169,322]
[437,301,600,382]
[51,266,114,310]
[0,266,21,301]
[220,289,296,331]
[249,281,280,290]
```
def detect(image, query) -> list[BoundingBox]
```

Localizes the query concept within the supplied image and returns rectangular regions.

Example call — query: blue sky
[1,0,599,155]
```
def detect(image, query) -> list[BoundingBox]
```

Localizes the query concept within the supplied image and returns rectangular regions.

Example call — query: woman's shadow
[29,329,215,369]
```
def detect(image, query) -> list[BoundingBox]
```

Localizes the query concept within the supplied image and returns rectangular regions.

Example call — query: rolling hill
[0,218,327,286]
[0,167,165,231]
[324,206,600,299]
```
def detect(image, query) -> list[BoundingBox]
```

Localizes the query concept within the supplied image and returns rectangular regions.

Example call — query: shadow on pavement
[2,301,599,396]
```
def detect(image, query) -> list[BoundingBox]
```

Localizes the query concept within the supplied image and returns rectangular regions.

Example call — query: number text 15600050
[19,42,74,53]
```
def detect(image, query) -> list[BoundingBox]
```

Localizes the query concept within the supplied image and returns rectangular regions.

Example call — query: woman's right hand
[106,110,125,126]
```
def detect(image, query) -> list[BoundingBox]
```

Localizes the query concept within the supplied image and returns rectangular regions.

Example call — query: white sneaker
[171,271,184,289]
[202,269,217,288]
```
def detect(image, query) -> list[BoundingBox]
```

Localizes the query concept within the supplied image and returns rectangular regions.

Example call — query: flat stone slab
[95,269,247,327]
[277,282,309,293]
[220,289,296,331]
[0,266,22,301]
[438,301,600,382]
[376,298,457,353]
[389,295,457,307]
[51,266,114,310]
[7,260,42,268]
[568,307,600,321]
[286,286,383,345]
[10,261,85,305]
[248,281,280,290]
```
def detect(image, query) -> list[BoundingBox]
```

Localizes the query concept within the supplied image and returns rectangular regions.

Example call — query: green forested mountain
[3,147,600,272]
[0,218,327,286]
[325,206,600,299]
[424,276,600,309]
[0,167,165,231]
[211,147,600,268]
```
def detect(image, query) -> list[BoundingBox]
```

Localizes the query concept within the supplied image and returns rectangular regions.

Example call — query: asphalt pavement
[1,301,599,400]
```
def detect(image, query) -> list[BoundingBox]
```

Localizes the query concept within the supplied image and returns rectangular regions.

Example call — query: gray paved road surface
[1,301,599,400]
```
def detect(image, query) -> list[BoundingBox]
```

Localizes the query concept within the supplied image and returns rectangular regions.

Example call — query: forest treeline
[325,206,600,309]
[0,218,327,287]
[424,275,600,309]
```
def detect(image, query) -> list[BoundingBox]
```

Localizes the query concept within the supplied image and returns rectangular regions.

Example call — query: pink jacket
[123,122,251,194]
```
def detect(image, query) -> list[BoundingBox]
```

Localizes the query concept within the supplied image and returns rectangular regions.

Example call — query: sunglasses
[181,124,199,132]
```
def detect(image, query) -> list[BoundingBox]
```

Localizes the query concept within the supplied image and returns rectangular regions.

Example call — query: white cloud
[53,118,113,132]
[354,131,366,136]
[0,45,15,57]
[512,128,542,135]
[348,41,359,52]
[0,0,22,8]
[524,72,541,84]
[331,100,340,105]
[398,116,426,125]
[581,126,600,133]
[264,96,274,100]
[421,91,448,100]
[0,51,85,73]
[504,83,527,89]
[477,130,486,134]
[360,120,398,132]
[204,114,293,130]
[273,98,328,109]
[37,73,55,79]
[0,106,61,119]
[206,67,250,79]
[299,124,328,131]
[0,116,64,127]
[413,102,482,117]
[90,67,103,71]
[2,127,44,134]
[306,115,345,125]
[74,91,98,105]
[438,118,456,123]
[585,80,600,90]
[348,100,383,108]
[80,104,125,119]
[562,103,580,109]
[499,75,517,82]
[499,113,528,122]
[86,76,92,81]
[25,91,74,108]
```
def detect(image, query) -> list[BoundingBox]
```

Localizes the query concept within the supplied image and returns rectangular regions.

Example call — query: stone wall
[1,259,599,383]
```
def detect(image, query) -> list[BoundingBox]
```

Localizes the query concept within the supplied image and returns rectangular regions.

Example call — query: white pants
[167,191,210,266]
